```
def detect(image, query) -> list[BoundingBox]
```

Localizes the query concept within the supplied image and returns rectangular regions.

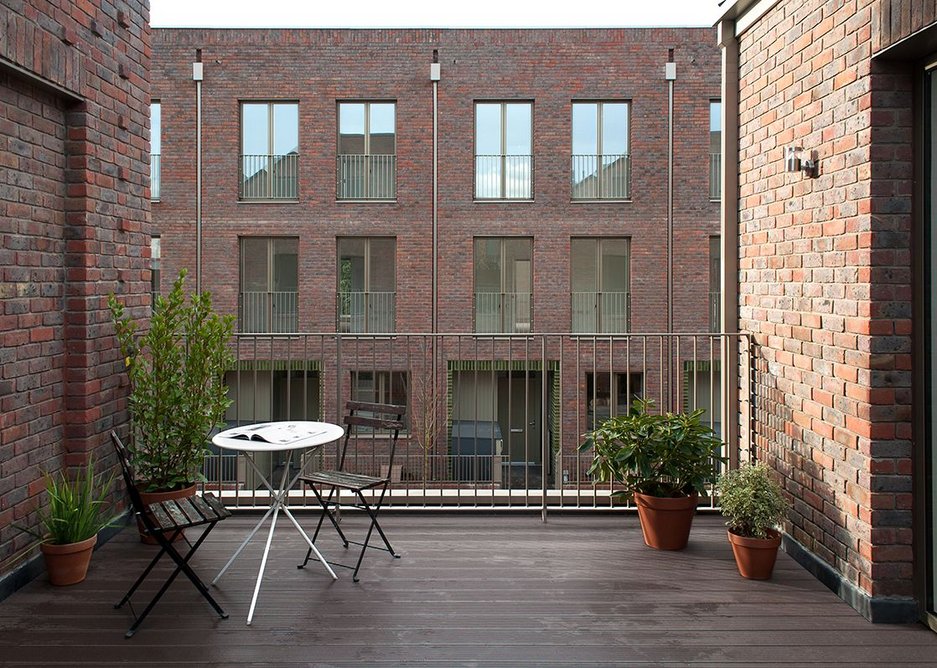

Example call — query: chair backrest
[110,431,154,529]
[337,401,406,476]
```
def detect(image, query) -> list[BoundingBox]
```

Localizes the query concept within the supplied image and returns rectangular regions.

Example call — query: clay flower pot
[633,492,699,550]
[137,484,196,544]
[40,535,97,586]
[727,529,781,579]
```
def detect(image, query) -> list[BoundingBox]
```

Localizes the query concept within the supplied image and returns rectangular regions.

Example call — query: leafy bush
[109,269,235,492]
[579,397,724,499]
[19,459,114,545]
[717,463,787,539]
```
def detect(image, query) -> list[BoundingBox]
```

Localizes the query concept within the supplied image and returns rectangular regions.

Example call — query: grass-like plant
[717,463,787,539]
[580,397,724,499]
[19,459,114,545]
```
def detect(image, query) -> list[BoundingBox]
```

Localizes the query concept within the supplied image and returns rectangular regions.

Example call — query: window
[571,102,629,200]
[710,100,722,200]
[586,372,643,430]
[571,238,630,333]
[337,237,396,333]
[239,237,298,333]
[240,102,299,200]
[474,237,532,333]
[350,371,408,430]
[150,236,161,309]
[475,102,532,199]
[150,102,161,200]
[709,236,720,332]
[337,102,396,200]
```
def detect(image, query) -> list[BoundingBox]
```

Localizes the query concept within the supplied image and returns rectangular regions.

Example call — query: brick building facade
[717,0,937,627]
[0,0,151,583]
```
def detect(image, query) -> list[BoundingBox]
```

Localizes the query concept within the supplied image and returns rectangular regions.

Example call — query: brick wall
[735,0,917,613]
[0,1,150,576]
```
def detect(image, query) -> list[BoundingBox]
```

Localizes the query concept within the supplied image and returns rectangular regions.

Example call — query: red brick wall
[150,28,720,336]
[0,1,150,574]
[736,0,915,606]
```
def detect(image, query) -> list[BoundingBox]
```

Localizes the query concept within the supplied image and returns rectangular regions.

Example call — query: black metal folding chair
[110,431,230,638]
[297,401,405,581]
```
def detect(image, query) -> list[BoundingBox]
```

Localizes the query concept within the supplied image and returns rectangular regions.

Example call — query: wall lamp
[785,146,818,178]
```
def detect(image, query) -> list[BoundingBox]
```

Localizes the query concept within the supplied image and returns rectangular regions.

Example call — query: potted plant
[580,397,724,550]
[18,459,114,586]
[717,462,787,579]
[109,269,234,540]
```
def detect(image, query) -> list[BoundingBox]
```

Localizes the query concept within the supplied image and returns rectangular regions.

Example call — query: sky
[150,0,721,29]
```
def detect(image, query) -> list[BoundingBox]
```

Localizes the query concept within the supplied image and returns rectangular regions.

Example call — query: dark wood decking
[0,514,935,666]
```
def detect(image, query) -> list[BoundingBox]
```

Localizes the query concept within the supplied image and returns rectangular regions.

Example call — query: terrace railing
[571,154,630,200]
[337,291,396,333]
[475,155,533,199]
[336,154,396,200]
[571,292,630,333]
[238,291,298,333]
[239,153,299,200]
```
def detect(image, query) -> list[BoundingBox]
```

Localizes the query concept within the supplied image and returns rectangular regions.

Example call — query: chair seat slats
[203,492,231,519]
[301,471,384,491]
[163,501,188,528]
[149,503,174,531]
[175,497,203,524]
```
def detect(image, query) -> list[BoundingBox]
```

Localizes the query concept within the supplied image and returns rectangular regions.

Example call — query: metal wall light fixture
[785,145,818,178]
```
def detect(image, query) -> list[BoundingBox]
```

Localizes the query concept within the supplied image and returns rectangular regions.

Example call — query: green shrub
[579,397,724,499]
[717,463,787,539]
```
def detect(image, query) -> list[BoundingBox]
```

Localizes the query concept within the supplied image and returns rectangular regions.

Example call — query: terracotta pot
[40,535,97,586]
[727,529,781,580]
[633,492,699,550]
[137,484,197,544]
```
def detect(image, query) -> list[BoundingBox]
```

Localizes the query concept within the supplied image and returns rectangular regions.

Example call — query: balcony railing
[204,331,750,512]
[238,291,298,333]
[336,154,396,200]
[571,292,630,333]
[151,153,161,200]
[710,152,722,200]
[571,154,630,200]
[239,153,299,200]
[474,292,532,333]
[337,291,396,333]
[475,155,533,199]
[710,291,721,332]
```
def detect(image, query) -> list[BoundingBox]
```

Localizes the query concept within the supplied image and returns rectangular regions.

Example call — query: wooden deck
[0,514,935,666]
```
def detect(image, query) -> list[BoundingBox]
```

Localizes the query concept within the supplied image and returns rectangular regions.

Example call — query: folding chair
[110,431,231,638]
[297,401,405,581]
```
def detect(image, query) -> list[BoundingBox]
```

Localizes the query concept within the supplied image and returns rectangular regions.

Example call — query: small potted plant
[717,462,787,579]
[580,397,724,550]
[18,459,114,586]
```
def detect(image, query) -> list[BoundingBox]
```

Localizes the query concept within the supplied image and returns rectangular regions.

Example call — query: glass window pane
[338,238,366,292]
[710,236,721,291]
[150,103,161,154]
[572,103,597,155]
[601,103,628,155]
[242,104,269,155]
[339,103,366,154]
[710,101,722,152]
[369,238,396,292]
[272,238,298,292]
[600,238,629,292]
[475,104,501,155]
[273,104,299,155]
[503,238,532,292]
[571,238,596,292]
[474,238,502,292]
[369,103,396,154]
[241,237,269,292]
[505,103,531,155]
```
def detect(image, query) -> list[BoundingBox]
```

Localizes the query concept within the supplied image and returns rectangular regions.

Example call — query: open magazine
[227,423,330,445]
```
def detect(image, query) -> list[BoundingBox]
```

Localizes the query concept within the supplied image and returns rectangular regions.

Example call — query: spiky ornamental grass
[20,459,114,545]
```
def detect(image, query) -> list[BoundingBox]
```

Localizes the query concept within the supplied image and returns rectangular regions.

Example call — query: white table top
[213,421,344,453]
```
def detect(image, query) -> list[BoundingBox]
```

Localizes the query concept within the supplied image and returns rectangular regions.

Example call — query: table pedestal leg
[246,503,279,626]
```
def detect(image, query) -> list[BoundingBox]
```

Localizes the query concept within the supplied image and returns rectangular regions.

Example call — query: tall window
[150,236,161,309]
[571,238,630,333]
[240,102,299,200]
[239,237,298,333]
[709,236,721,332]
[150,102,161,200]
[337,102,396,200]
[710,100,722,200]
[586,372,643,430]
[337,237,396,333]
[475,102,532,199]
[571,102,629,200]
[474,237,532,333]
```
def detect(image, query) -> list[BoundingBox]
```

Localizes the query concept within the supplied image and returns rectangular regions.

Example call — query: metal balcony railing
[475,155,533,199]
[336,154,396,200]
[474,292,532,333]
[151,153,161,200]
[238,291,298,333]
[710,152,722,200]
[239,154,299,200]
[336,291,396,333]
[571,154,630,200]
[571,292,631,333]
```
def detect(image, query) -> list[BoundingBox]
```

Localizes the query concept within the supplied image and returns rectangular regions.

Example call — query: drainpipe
[665,51,676,409]
[431,50,440,335]
[193,50,203,293]
[717,20,742,467]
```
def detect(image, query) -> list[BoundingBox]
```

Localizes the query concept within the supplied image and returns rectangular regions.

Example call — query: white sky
[150,0,721,29]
